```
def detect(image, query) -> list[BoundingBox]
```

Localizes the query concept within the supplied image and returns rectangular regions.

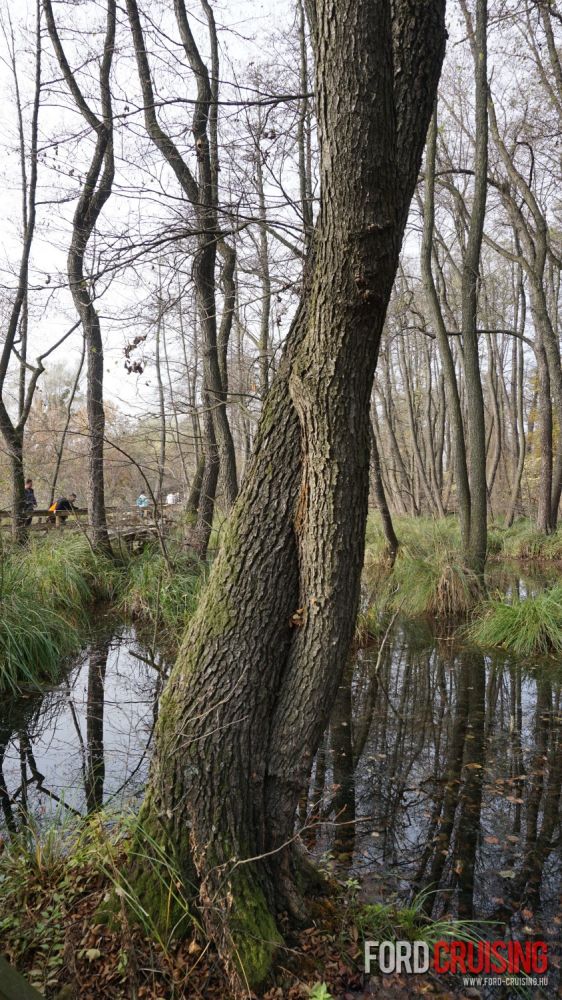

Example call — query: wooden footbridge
[0,504,179,548]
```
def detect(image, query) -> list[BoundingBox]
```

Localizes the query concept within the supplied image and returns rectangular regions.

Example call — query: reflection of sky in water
[1,608,560,997]
[0,626,158,822]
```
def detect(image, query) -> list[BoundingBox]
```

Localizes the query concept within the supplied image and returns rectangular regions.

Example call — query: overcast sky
[0,0,300,419]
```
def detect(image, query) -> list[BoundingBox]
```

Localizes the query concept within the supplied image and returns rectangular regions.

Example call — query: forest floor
[0,817,484,1000]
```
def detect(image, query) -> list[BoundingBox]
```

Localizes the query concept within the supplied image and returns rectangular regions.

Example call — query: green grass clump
[0,535,121,692]
[356,889,482,948]
[372,517,482,619]
[489,519,562,561]
[363,515,482,619]
[467,586,562,656]
[0,567,81,692]
[486,526,505,556]
[365,513,562,565]
[121,543,204,645]
[540,529,562,560]
[364,513,461,568]
[500,522,550,560]
[388,549,480,619]
[20,534,123,618]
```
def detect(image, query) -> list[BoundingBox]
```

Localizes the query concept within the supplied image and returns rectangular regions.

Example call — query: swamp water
[0,623,164,825]
[0,601,560,996]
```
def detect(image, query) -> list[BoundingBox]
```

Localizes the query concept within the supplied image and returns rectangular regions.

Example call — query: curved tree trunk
[44,0,116,551]
[130,0,446,992]
[126,0,238,519]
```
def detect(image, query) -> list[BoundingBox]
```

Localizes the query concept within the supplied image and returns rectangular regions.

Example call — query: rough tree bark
[130,0,446,992]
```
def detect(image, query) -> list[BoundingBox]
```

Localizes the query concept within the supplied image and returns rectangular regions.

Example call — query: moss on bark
[225,871,283,988]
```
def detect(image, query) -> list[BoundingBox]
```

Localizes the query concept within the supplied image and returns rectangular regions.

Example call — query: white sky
[0,0,557,425]
[0,0,301,419]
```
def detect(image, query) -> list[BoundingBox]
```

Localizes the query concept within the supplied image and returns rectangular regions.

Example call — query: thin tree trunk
[459,0,489,575]
[506,279,526,526]
[369,419,399,560]
[50,336,86,505]
[85,641,109,814]
[154,300,167,503]
[536,338,554,533]
[422,106,471,544]
[44,0,116,551]
[0,2,41,543]
[126,0,238,513]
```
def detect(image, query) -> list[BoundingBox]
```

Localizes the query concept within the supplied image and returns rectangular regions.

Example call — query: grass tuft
[467,586,562,656]
[120,542,204,646]
[365,516,482,620]
[356,887,485,947]
[0,535,122,692]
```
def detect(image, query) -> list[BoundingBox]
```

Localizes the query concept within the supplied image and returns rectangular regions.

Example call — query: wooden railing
[0,507,90,531]
[0,504,180,533]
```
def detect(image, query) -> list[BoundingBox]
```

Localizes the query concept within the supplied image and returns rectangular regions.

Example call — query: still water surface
[0,605,560,994]
[0,624,161,823]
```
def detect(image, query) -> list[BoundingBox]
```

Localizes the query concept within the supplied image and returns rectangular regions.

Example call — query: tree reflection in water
[0,614,560,972]
[0,626,164,832]
[308,618,562,940]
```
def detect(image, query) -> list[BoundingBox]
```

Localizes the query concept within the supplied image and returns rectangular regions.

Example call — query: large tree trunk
[131,0,446,992]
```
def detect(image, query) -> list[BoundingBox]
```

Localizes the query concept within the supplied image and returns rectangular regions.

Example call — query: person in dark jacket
[24,478,37,527]
[48,493,77,524]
